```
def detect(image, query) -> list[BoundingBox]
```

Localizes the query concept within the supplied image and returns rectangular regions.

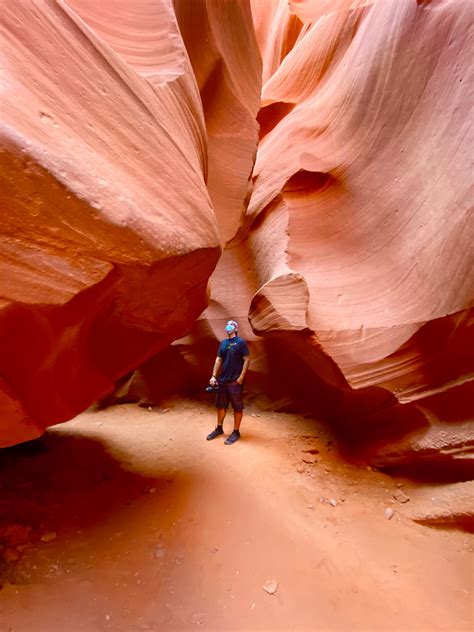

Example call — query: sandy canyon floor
[0,401,472,632]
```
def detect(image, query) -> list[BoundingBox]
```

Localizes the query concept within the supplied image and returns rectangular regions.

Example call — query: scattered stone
[393,489,410,504]
[329,499,338,507]
[384,507,395,520]
[3,547,20,563]
[250,603,256,611]
[148,487,157,494]
[262,579,278,595]
[340,497,346,503]
[1,524,31,546]
[154,545,165,559]
[148,407,153,412]
[302,448,319,455]
[40,531,57,543]
[408,481,474,527]
[175,553,185,565]
[296,465,305,474]
[162,408,171,413]
[251,413,261,418]
[302,454,318,464]
[191,612,207,625]
[307,504,314,510]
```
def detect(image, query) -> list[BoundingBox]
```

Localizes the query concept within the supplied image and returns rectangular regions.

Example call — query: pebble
[329,499,338,507]
[162,408,171,413]
[154,545,166,559]
[393,489,410,504]
[40,531,57,543]
[262,579,278,595]
[1,524,31,546]
[384,507,395,520]
[302,448,319,455]
[302,455,318,464]
[296,465,305,474]
[148,407,153,412]
[3,547,20,563]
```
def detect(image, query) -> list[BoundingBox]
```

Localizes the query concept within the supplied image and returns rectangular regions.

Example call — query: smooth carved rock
[3,0,472,467]
[0,0,220,446]
[244,0,474,459]
[408,482,474,528]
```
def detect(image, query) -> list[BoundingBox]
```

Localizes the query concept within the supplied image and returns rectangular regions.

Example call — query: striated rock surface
[2,0,472,466]
[407,481,474,529]
[244,0,474,457]
[141,0,473,469]
[0,0,220,446]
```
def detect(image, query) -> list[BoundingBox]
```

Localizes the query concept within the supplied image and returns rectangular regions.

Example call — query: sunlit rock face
[244,0,473,467]
[147,0,473,469]
[0,0,220,446]
[2,0,472,469]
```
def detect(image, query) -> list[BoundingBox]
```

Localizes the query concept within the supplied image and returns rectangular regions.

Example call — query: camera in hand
[205,383,219,392]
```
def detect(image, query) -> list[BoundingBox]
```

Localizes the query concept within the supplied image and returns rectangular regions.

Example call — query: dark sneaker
[207,426,224,441]
[224,430,241,445]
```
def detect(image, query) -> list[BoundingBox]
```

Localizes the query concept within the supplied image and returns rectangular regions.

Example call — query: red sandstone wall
[1,1,473,465]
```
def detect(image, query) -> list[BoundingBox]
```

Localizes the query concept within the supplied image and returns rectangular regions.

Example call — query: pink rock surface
[2,0,472,461]
[0,0,220,446]
[248,0,473,404]
[142,0,473,464]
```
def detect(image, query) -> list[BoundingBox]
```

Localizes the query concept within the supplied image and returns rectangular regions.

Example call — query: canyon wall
[132,0,473,470]
[1,0,473,467]
[0,0,222,446]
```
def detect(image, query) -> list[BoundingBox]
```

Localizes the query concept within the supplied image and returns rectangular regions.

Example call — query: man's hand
[209,376,218,387]
[236,376,244,385]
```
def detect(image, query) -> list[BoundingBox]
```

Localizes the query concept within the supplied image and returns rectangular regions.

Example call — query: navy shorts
[215,381,244,412]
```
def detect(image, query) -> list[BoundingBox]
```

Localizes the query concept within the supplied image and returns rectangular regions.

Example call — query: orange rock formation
[0,0,220,446]
[1,0,473,465]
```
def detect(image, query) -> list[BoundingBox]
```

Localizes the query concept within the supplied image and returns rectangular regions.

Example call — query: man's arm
[236,355,250,385]
[210,357,222,386]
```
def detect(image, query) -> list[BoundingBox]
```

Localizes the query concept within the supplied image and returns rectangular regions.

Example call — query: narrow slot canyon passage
[1,0,473,629]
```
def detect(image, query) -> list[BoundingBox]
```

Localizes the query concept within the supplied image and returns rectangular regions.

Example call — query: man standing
[207,320,250,445]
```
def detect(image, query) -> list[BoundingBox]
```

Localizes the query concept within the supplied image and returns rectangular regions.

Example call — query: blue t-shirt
[217,336,250,383]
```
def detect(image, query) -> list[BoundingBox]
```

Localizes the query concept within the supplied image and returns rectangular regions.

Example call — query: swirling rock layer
[2,0,472,467]
[132,0,473,470]
[0,0,220,446]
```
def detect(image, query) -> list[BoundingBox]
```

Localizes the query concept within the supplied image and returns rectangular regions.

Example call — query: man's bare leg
[233,411,242,431]
[224,410,242,444]
[217,408,227,426]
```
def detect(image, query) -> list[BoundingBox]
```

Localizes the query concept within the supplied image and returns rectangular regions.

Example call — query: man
[207,320,250,445]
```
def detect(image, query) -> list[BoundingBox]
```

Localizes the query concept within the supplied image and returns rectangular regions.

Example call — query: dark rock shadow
[0,431,160,587]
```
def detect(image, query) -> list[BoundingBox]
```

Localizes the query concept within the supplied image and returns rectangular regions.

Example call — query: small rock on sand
[263,579,278,595]
[384,507,395,520]
[40,531,57,543]
[329,499,338,507]
[3,547,20,563]
[302,455,318,464]
[393,489,410,504]
[296,465,305,474]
